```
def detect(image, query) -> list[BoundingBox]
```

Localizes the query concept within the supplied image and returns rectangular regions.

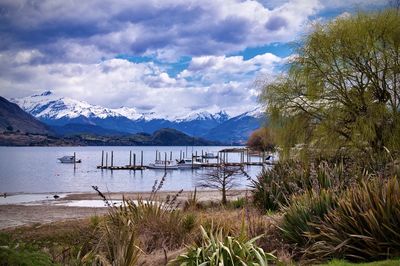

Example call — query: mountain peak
[41,91,53,96]
[32,90,53,97]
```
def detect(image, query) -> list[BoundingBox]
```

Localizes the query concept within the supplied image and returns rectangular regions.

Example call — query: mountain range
[0,96,222,146]
[10,91,266,144]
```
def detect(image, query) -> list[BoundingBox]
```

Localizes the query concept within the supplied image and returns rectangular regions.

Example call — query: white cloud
[0,49,284,117]
[0,0,386,117]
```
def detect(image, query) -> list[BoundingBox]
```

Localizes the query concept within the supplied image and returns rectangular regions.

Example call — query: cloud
[0,0,386,117]
[0,0,321,63]
[0,49,284,116]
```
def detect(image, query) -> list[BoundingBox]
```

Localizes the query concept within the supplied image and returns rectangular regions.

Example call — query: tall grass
[304,176,400,262]
[280,189,337,247]
[252,159,353,211]
[87,174,196,264]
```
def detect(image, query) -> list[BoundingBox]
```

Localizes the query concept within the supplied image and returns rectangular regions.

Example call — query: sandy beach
[0,189,249,230]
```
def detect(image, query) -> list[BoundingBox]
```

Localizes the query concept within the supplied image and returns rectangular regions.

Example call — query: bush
[229,197,248,209]
[305,176,400,262]
[280,189,337,247]
[252,159,351,211]
[169,225,276,265]
[0,233,54,266]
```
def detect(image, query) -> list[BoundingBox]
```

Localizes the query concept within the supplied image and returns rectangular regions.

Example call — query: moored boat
[203,152,218,159]
[58,156,81,163]
[148,160,178,170]
[176,158,202,169]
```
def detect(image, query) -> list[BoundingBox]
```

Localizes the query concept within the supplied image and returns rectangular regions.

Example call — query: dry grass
[3,204,290,265]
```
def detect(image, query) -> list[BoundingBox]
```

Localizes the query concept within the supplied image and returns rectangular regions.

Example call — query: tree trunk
[221,186,227,205]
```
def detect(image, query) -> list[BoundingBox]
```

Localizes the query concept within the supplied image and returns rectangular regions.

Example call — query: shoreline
[0,189,250,230]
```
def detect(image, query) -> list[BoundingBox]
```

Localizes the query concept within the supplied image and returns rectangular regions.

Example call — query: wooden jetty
[96,148,272,171]
[97,150,146,170]
[97,165,146,170]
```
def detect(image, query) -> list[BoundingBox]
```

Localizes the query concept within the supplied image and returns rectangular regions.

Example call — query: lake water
[0,146,265,194]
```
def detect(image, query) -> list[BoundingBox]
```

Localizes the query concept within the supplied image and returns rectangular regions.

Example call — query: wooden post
[217,152,219,164]
[141,151,143,167]
[164,152,167,171]
[170,151,172,161]
[201,150,204,163]
[133,153,136,168]
[180,150,182,160]
[111,151,114,167]
[74,152,76,170]
[195,151,198,162]
[191,153,194,168]
[101,150,104,167]
[262,151,265,170]
[106,152,108,168]
[129,151,132,166]
[155,150,158,161]
[183,152,185,159]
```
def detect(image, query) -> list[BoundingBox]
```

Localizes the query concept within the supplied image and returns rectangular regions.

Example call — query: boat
[58,156,81,163]
[176,158,202,169]
[147,160,178,170]
[203,152,218,159]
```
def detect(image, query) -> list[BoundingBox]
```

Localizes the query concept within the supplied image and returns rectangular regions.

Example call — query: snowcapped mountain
[12,91,139,121]
[10,91,265,143]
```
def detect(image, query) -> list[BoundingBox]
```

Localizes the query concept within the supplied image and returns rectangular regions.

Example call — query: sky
[0,0,387,117]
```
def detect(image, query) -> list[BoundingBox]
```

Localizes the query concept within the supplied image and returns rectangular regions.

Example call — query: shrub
[305,176,400,262]
[0,233,54,266]
[229,197,247,209]
[252,159,358,212]
[169,225,276,265]
[280,189,337,247]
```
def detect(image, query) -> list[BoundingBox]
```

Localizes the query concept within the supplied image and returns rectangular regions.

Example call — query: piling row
[96,148,271,170]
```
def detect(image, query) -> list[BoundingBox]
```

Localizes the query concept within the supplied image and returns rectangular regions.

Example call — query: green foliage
[229,197,248,209]
[252,159,353,211]
[305,176,400,262]
[0,233,54,266]
[169,226,276,266]
[280,189,337,246]
[261,9,400,158]
[182,213,198,232]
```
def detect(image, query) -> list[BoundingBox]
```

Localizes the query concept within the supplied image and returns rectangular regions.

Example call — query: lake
[0,146,266,194]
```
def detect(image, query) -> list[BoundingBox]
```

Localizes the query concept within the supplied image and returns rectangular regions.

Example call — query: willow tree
[262,9,400,159]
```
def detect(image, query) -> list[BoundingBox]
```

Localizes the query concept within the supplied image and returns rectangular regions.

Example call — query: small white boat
[148,160,178,170]
[203,152,218,159]
[177,158,202,169]
[58,156,81,163]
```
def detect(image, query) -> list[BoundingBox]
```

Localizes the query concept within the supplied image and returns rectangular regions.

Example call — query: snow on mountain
[10,91,265,142]
[174,110,230,123]
[236,106,264,119]
[11,91,231,123]
[12,91,124,120]
[112,106,142,120]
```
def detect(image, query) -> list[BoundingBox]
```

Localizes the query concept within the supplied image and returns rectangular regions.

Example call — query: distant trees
[247,127,275,152]
[261,9,400,158]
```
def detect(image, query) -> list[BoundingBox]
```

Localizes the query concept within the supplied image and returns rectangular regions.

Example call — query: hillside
[0,96,51,135]
[67,128,220,146]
